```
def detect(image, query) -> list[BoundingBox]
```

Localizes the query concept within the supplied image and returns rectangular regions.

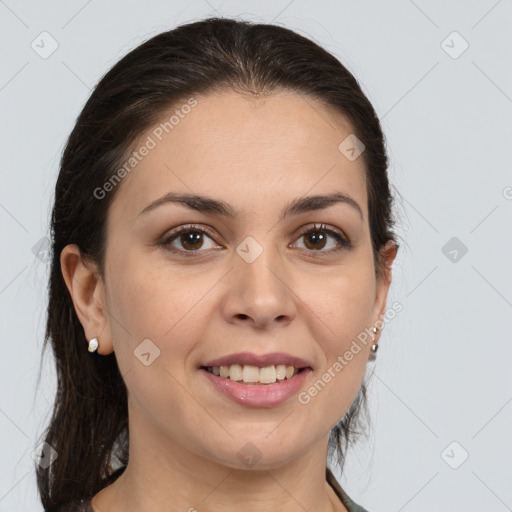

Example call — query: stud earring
[370,326,379,353]
[88,337,99,353]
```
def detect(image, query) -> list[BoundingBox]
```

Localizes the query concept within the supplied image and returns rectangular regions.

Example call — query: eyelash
[160,223,352,258]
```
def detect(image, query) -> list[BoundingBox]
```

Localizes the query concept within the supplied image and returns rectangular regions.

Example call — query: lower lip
[199,367,312,408]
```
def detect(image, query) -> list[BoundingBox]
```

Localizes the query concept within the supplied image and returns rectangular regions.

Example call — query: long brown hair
[36,16,399,509]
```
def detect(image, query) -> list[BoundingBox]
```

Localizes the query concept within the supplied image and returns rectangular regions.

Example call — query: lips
[200,365,313,407]
[200,351,313,370]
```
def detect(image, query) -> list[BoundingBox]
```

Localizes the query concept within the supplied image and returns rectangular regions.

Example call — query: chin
[205,434,308,472]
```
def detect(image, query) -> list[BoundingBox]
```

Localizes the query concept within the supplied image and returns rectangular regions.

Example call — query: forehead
[108,90,368,223]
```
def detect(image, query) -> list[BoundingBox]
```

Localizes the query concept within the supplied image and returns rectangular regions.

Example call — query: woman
[37,17,399,512]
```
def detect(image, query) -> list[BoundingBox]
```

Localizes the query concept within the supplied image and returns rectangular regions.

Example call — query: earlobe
[60,244,114,355]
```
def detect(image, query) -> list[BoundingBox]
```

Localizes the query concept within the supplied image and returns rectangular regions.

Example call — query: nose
[221,248,297,330]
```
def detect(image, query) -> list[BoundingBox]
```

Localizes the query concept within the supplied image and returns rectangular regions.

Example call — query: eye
[160,224,221,257]
[160,223,352,258]
[292,223,352,254]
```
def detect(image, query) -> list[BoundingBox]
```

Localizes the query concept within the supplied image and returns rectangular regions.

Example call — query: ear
[60,244,114,355]
[371,240,398,342]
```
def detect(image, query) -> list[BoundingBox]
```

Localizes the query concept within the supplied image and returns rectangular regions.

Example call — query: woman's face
[93,90,396,469]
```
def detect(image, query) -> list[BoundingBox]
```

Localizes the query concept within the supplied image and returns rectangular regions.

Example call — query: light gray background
[1,1,511,511]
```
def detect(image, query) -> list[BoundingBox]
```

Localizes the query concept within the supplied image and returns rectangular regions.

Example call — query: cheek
[105,261,208,417]
[301,266,376,350]
[296,275,373,433]
[107,255,216,363]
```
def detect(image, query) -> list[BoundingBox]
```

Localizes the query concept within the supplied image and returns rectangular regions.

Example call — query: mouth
[199,364,313,408]
[199,364,310,385]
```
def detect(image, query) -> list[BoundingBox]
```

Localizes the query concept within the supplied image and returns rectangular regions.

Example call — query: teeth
[230,363,243,381]
[206,364,301,384]
[259,365,276,384]
[242,364,259,383]
[276,364,288,380]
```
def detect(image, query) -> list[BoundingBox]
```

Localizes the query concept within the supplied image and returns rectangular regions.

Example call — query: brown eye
[177,230,204,251]
[303,230,328,250]
[160,222,352,259]
[294,224,352,254]
[161,224,220,257]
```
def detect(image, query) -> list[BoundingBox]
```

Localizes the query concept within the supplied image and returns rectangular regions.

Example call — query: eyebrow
[138,191,363,221]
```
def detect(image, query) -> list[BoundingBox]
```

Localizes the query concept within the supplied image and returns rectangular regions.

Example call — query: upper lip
[201,352,312,369]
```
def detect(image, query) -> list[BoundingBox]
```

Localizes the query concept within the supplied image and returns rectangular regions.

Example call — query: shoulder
[326,467,371,512]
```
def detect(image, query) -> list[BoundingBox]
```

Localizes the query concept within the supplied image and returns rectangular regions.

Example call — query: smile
[199,366,312,408]
[202,364,303,384]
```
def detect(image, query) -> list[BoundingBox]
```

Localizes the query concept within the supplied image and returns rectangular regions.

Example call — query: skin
[61,90,397,512]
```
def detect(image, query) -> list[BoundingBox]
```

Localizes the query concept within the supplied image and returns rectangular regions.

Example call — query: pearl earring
[88,337,99,353]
